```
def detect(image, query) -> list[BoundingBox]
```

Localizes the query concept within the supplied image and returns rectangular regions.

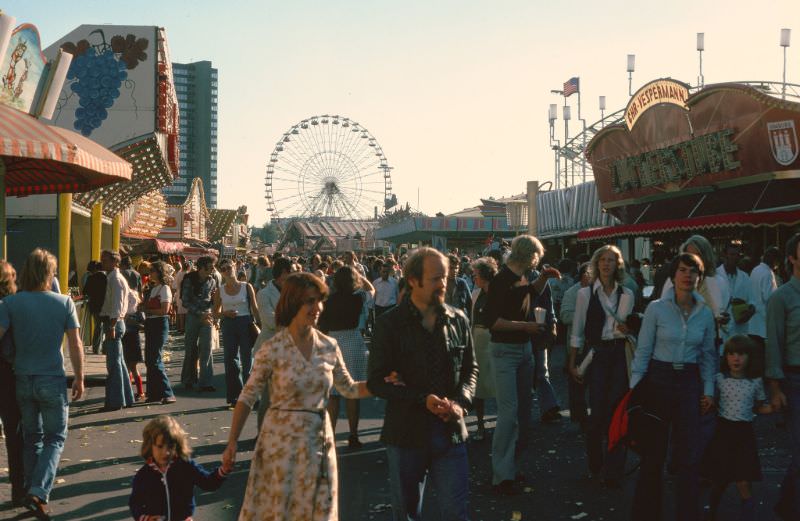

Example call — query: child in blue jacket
[129,415,227,520]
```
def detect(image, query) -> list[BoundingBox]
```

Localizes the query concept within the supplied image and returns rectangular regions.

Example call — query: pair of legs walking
[490,341,533,487]
[386,421,469,520]
[181,313,214,389]
[15,375,69,505]
[221,315,254,405]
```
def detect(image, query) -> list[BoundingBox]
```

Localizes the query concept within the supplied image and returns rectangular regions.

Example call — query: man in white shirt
[99,250,135,411]
[373,261,399,317]
[721,243,755,342]
[749,246,780,376]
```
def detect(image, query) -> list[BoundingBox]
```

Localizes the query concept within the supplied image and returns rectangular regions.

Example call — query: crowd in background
[1,232,799,520]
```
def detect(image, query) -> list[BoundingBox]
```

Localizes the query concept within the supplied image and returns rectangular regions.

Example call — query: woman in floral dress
[222,272,377,521]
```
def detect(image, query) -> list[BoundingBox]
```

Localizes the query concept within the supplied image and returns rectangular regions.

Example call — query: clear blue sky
[7,0,800,224]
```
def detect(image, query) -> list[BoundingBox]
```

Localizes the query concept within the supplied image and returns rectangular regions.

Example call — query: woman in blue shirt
[630,252,717,521]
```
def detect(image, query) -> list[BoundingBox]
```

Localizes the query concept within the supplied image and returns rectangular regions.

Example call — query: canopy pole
[91,201,103,261]
[112,213,121,252]
[0,159,5,259]
[58,193,72,294]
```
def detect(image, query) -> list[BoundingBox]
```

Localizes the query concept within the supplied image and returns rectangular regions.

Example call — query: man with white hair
[485,235,561,494]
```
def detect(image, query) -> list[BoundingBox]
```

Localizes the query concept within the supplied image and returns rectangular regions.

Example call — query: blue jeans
[490,341,533,484]
[586,341,628,480]
[221,315,254,404]
[776,372,800,518]
[532,343,559,414]
[15,375,69,502]
[103,319,134,409]
[1,358,24,500]
[386,421,469,521]
[632,361,702,521]
[144,317,174,401]
[182,313,214,387]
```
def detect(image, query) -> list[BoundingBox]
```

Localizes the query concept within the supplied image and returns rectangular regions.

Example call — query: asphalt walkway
[0,331,793,520]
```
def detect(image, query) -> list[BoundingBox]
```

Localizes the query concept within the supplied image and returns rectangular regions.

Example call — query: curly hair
[150,261,175,285]
[470,257,498,282]
[0,260,17,298]
[141,415,191,461]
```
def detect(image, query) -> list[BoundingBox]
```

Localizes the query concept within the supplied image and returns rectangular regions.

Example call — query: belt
[270,407,326,419]
[651,359,698,371]
[598,338,626,347]
[474,325,488,330]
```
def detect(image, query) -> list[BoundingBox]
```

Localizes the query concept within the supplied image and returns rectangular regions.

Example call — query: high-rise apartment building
[164,60,218,207]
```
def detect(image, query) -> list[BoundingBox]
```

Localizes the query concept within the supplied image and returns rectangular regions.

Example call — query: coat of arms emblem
[767,120,799,166]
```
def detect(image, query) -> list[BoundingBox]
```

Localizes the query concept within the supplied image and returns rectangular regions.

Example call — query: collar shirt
[100,267,130,319]
[630,288,717,396]
[722,267,752,339]
[180,272,217,316]
[570,280,634,349]
[373,276,399,307]
[445,277,472,317]
[256,280,282,336]
[404,298,452,399]
[765,276,800,379]
[749,262,778,338]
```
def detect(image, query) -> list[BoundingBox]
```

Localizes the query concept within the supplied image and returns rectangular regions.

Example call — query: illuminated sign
[611,128,740,193]
[625,78,690,130]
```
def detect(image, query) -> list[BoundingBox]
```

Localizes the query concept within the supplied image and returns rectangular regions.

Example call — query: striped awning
[577,208,800,242]
[0,104,132,196]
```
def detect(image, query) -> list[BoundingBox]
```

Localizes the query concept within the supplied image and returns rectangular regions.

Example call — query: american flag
[563,77,580,97]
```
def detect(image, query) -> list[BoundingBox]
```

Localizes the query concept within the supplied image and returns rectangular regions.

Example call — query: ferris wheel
[265,115,396,220]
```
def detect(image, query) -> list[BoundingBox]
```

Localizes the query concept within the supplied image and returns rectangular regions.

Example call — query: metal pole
[58,193,72,294]
[0,159,5,259]
[578,91,586,183]
[783,45,788,100]
[564,118,569,188]
[698,49,704,88]
[628,71,633,97]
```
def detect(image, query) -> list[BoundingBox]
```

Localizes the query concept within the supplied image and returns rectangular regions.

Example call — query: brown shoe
[23,494,51,520]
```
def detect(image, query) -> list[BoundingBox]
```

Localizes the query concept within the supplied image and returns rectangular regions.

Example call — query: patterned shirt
[716,373,766,422]
[406,298,450,399]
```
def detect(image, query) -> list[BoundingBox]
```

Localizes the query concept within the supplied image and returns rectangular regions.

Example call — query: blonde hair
[507,235,544,266]
[20,248,57,291]
[588,245,625,284]
[0,260,17,298]
[141,415,191,461]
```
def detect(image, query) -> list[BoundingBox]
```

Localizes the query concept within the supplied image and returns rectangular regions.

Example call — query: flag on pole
[563,77,580,97]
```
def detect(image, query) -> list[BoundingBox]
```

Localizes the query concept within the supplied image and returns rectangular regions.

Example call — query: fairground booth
[7,23,179,290]
[581,78,800,267]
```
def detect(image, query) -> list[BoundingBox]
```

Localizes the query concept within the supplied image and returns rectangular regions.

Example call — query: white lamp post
[627,54,636,96]
[599,95,606,126]
[781,28,791,99]
[697,33,705,88]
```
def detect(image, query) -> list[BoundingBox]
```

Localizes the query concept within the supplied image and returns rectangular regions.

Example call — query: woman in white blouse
[568,245,634,488]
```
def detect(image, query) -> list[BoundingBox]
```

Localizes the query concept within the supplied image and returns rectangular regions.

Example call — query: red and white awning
[0,103,132,195]
[577,208,800,242]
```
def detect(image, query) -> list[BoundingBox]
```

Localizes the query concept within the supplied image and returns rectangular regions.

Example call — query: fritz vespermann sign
[611,129,740,193]
[625,79,690,131]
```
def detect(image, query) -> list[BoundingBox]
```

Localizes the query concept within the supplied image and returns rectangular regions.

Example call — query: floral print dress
[237,328,360,521]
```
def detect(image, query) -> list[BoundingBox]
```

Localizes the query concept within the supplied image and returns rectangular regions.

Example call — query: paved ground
[0,331,793,520]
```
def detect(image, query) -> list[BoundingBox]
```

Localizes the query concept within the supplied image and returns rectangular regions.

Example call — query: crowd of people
[0,232,799,520]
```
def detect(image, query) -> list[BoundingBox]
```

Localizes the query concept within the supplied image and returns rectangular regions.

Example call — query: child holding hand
[705,335,773,521]
[129,415,227,521]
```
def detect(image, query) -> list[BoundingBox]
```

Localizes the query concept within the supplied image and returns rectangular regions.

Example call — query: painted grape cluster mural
[59,29,148,136]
